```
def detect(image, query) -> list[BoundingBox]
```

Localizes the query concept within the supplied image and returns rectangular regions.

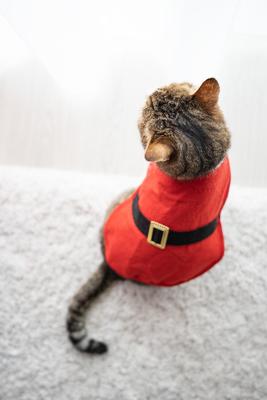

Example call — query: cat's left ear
[192,78,220,111]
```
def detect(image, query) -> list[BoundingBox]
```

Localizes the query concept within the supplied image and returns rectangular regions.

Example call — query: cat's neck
[156,156,227,182]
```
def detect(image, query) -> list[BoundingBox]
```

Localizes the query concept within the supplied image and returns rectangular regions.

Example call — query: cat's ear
[192,78,220,110]
[145,140,173,162]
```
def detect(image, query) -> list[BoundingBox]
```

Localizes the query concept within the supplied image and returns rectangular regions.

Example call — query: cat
[66,78,231,354]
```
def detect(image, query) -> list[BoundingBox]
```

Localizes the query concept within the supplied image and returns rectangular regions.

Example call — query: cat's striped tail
[66,261,118,354]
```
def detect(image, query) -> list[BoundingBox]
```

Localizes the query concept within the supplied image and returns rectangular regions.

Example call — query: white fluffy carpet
[0,166,267,400]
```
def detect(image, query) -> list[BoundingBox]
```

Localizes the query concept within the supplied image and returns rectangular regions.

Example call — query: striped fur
[66,261,120,353]
[138,79,231,179]
[66,190,132,354]
[66,78,231,354]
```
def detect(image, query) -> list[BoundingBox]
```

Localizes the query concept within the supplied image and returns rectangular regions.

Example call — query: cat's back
[103,158,231,286]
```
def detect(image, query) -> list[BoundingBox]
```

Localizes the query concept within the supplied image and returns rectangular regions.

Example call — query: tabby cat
[66,78,231,354]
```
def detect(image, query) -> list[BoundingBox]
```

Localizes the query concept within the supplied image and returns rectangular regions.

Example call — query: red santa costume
[103,157,231,286]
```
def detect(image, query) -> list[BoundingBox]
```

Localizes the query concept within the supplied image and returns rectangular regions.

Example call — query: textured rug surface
[0,166,266,400]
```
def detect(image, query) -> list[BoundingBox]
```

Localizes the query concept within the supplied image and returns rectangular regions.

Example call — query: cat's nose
[144,141,172,162]
[144,148,154,162]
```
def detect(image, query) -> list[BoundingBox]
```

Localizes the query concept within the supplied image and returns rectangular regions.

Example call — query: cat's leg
[66,261,121,354]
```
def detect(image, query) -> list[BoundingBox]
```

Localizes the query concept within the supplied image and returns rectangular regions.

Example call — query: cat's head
[138,78,231,179]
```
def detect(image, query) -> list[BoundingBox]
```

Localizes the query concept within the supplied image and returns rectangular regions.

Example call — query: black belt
[132,193,218,249]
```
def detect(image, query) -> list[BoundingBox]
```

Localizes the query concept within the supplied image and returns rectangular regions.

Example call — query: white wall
[0,0,266,187]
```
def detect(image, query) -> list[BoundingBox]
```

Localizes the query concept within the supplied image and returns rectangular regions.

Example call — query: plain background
[0,0,266,187]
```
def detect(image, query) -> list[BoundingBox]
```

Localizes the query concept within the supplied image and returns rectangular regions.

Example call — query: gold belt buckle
[147,221,170,250]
